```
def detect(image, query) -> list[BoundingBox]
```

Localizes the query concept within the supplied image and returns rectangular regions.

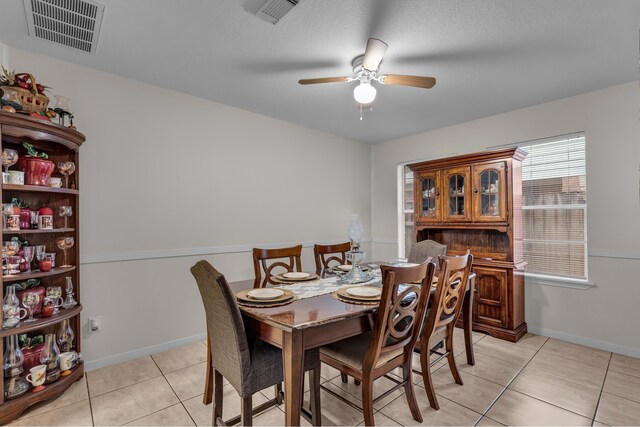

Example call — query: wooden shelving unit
[0,111,84,424]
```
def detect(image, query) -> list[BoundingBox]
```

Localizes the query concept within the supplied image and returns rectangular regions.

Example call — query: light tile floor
[9,332,640,426]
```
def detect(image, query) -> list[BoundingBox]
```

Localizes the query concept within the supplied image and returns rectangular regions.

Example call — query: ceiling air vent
[23,0,105,54]
[243,0,303,25]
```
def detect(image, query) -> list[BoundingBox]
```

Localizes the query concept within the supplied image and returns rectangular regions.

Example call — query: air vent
[23,0,105,54]
[243,0,302,25]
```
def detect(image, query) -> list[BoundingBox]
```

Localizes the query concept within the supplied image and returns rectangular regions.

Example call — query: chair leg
[420,342,440,410]
[275,383,284,404]
[212,369,223,426]
[445,325,463,385]
[204,331,213,405]
[340,372,348,383]
[241,395,253,427]
[362,375,375,426]
[309,367,322,426]
[403,358,423,423]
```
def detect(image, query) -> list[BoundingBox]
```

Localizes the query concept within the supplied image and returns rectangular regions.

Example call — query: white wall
[6,47,372,369]
[372,81,640,357]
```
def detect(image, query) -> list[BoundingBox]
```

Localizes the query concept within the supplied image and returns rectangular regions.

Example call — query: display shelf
[0,362,84,425]
[3,228,75,235]
[1,184,78,195]
[0,304,82,338]
[2,266,76,282]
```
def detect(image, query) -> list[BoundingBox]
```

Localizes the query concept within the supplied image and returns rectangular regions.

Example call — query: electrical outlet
[89,316,102,332]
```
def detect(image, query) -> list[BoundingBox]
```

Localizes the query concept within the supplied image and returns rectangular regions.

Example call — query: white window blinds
[517,134,588,280]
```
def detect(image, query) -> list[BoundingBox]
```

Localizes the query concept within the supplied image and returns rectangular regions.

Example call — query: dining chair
[407,239,447,268]
[313,242,351,275]
[417,250,473,410]
[319,261,436,426]
[252,245,303,288]
[191,260,321,426]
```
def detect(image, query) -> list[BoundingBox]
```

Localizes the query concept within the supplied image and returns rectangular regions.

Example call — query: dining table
[227,268,476,426]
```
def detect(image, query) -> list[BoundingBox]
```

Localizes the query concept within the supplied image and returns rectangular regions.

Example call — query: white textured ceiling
[0,0,638,143]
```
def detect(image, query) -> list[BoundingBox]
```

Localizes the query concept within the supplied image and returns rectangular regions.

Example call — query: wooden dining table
[226,270,476,426]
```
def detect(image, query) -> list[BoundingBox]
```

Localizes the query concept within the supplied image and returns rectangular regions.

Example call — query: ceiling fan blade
[381,74,436,89]
[298,77,350,85]
[362,38,388,71]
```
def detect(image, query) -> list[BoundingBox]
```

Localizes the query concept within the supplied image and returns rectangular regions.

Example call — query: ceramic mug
[7,170,24,185]
[44,253,56,267]
[38,215,53,230]
[25,365,47,388]
[2,304,27,329]
[48,177,62,188]
[59,352,77,372]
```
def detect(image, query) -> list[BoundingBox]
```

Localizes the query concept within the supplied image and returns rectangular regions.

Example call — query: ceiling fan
[298,38,436,105]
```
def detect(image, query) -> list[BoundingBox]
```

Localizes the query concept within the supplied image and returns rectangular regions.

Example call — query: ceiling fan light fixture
[353,82,377,104]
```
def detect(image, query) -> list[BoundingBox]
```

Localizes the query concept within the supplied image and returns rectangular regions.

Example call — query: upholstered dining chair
[320,261,436,426]
[407,239,447,268]
[191,260,321,426]
[417,251,473,410]
[313,242,351,275]
[253,245,303,288]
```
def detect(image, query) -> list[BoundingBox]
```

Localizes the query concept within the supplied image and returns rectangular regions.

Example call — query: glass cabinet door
[473,161,507,222]
[416,171,441,222]
[443,167,471,221]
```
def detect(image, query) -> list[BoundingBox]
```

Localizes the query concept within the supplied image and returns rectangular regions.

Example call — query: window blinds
[519,135,588,280]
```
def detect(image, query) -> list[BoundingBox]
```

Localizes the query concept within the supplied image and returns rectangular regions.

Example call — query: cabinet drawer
[473,266,508,328]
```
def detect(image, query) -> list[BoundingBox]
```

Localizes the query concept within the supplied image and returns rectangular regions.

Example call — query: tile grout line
[474,336,549,424]
[85,373,96,427]
[149,354,200,426]
[591,351,613,425]
[483,337,616,424]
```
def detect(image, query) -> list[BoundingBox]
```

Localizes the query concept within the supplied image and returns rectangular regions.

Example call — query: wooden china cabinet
[408,148,527,342]
[0,111,84,423]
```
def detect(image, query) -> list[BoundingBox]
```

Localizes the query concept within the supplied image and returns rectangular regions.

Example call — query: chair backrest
[252,245,303,288]
[408,239,447,268]
[422,251,473,343]
[191,260,250,394]
[313,242,351,275]
[363,260,436,372]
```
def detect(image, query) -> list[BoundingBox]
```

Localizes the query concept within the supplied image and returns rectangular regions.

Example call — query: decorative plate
[346,287,382,298]
[247,289,284,300]
[282,272,310,279]
[236,288,295,304]
[273,272,318,282]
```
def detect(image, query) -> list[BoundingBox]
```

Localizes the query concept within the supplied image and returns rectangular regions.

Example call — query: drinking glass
[2,241,20,276]
[22,293,40,323]
[22,246,35,273]
[2,203,14,230]
[46,286,63,314]
[1,149,18,174]
[57,162,76,188]
[56,237,74,267]
[35,245,46,270]
[58,206,72,229]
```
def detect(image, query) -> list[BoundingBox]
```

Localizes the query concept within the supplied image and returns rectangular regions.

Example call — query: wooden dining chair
[252,245,303,288]
[313,242,351,275]
[407,239,447,268]
[191,260,322,426]
[417,250,473,410]
[320,261,436,426]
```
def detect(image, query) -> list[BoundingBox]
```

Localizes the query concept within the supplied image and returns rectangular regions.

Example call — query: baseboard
[527,325,640,358]
[84,332,207,372]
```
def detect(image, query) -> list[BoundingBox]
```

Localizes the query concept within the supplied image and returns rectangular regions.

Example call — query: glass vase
[57,319,74,353]
[40,334,60,384]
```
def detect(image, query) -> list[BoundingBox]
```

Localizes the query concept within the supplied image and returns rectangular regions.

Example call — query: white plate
[346,287,381,298]
[335,265,352,271]
[282,272,311,279]
[391,262,420,268]
[247,289,285,300]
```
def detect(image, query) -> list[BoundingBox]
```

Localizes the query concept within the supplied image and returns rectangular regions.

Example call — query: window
[399,165,414,259]
[492,133,588,281]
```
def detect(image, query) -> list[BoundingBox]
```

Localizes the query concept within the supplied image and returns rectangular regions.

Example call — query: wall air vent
[243,0,303,25]
[23,0,105,54]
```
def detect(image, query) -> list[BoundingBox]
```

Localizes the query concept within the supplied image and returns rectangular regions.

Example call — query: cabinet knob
[474,188,478,193]
[436,190,440,197]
